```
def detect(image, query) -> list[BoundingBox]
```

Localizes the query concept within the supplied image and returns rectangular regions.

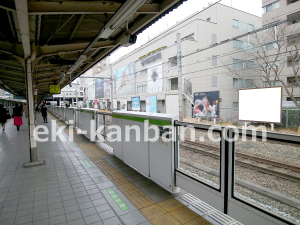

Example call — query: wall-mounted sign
[120,99,127,111]
[113,98,117,111]
[49,85,60,94]
[141,52,162,66]
[131,97,140,111]
[139,46,167,60]
[148,62,162,93]
[146,96,157,113]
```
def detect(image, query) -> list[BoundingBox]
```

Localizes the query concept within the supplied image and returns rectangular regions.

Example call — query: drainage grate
[175,193,202,206]
[190,201,216,216]
[205,211,235,225]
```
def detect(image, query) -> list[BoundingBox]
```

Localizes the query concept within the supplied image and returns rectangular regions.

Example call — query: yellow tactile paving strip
[50,114,212,225]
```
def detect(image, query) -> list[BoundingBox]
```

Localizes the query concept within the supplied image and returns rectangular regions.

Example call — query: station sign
[49,85,61,94]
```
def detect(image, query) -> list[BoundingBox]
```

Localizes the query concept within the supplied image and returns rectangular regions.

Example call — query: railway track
[180,140,300,183]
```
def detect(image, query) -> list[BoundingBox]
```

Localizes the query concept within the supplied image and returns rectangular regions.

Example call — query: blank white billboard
[239,87,282,123]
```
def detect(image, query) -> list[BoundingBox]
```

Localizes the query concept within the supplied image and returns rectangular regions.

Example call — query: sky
[110,0,262,63]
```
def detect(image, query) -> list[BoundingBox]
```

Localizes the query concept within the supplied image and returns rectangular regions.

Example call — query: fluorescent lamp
[99,0,147,39]
[68,55,87,74]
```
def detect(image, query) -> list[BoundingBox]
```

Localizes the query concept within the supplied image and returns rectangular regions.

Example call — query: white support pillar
[177,33,183,121]
[24,59,44,167]
[15,0,43,167]
[110,64,113,111]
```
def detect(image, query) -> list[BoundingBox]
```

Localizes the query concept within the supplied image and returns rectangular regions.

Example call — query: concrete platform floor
[0,112,222,225]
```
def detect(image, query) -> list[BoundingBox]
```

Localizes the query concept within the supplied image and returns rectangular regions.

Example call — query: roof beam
[45,14,74,44]
[0,76,24,83]
[0,60,24,69]
[6,11,17,42]
[0,41,24,58]
[0,69,24,77]
[69,14,85,41]
[36,15,41,46]
[37,40,116,56]
[27,2,159,15]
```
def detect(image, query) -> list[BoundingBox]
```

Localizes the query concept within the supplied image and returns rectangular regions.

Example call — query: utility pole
[110,64,113,111]
[177,33,183,121]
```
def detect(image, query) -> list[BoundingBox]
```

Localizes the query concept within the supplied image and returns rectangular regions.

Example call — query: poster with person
[120,99,127,111]
[115,63,135,96]
[193,91,219,118]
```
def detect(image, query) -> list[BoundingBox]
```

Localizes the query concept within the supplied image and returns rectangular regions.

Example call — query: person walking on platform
[41,104,48,123]
[13,103,23,131]
[0,104,7,131]
[23,103,28,118]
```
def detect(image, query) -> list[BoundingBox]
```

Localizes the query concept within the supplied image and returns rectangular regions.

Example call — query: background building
[91,3,262,120]
[261,0,300,104]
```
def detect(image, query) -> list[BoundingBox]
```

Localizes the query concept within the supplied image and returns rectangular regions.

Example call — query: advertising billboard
[239,87,282,123]
[113,98,117,111]
[95,79,104,99]
[115,63,135,96]
[148,62,163,93]
[146,96,157,113]
[104,78,111,98]
[194,91,219,118]
[131,97,140,111]
[93,100,98,109]
[120,99,127,111]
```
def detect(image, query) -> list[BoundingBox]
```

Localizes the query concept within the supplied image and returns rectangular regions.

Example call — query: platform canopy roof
[0,0,185,96]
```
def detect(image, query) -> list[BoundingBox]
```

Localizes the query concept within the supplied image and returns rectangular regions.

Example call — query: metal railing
[174,120,300,225]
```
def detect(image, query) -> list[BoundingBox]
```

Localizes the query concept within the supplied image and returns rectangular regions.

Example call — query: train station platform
[0,113,227,225]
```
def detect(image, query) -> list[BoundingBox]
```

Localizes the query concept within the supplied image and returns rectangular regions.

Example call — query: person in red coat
[13,103,23,131]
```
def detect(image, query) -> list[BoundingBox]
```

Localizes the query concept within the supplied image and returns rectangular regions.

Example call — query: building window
[139,69,147,77]
[212,76,217,87]
[287,11,300,25]
[182,33,195,41]
[137,84,147,94]
[262,1,279,14]
[287,0,300,5]
[169,56,177,67]
[212,34,217,44]
[287,32,300,46]
[263,61,280,70]
[233,59,243,69]
[80,87,83,90]
[233,40,254,51]
[232,19,254,32]
[212,56,217,66]
[233,59,254,69]
[264,42,279,50]
[170,78,178,90]
[80,92,83,96]
[263,80,281,87]
[233,102,238,109]
[233,78,254,88]
[287,58,300,67]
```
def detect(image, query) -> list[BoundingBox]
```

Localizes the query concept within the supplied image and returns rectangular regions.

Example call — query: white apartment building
[89,3,262,118]
[262,0,300,102]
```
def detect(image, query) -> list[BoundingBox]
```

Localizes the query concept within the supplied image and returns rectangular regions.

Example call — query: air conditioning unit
[120,34,137,47]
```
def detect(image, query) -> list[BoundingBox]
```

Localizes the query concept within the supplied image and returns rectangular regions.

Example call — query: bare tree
[223,20,300,108]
